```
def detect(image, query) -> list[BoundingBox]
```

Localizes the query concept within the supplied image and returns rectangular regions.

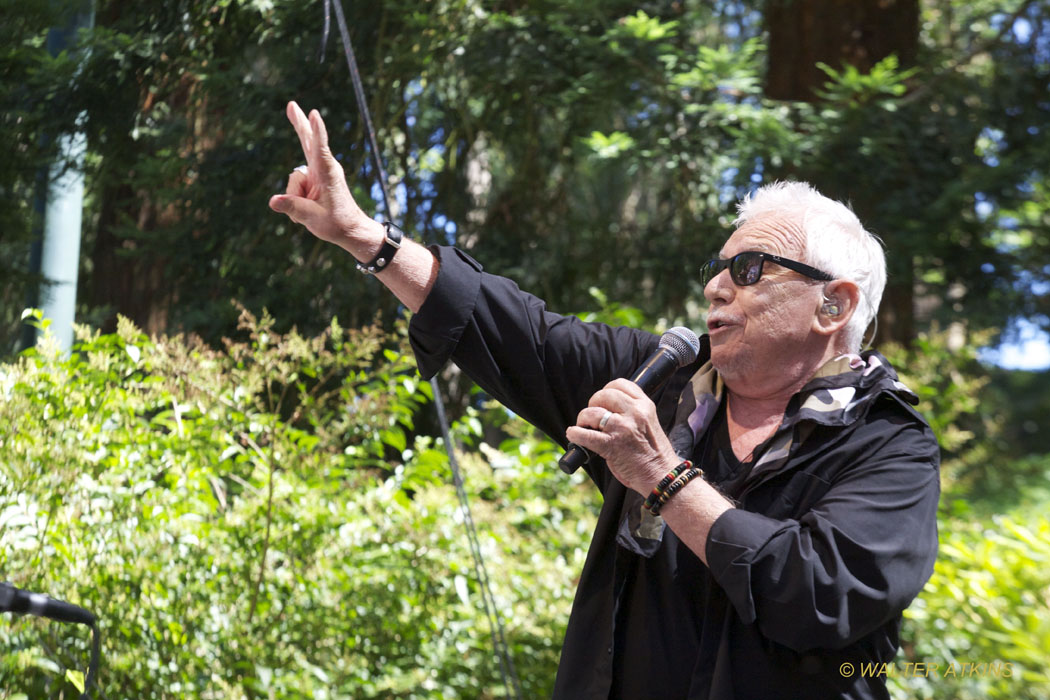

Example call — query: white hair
[734,181,886,351]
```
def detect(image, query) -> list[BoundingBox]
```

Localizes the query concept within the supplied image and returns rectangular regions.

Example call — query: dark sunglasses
[700,251,834,288]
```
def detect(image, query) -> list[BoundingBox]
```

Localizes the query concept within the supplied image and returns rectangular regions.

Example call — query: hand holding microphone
[559,327,700,474]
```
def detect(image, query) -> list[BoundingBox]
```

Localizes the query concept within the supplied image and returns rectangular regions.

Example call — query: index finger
[605,377,649,400]
[586,380,646,414]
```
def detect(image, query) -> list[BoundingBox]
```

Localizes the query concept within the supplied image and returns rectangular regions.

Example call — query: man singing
[269,101,939,700]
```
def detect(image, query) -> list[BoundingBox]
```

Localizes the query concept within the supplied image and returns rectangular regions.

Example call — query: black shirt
[408,246,940,700]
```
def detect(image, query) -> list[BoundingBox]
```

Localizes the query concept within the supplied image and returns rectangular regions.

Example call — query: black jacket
[408,247,940,700]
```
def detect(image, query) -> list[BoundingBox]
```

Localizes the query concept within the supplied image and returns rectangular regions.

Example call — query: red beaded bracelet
[650,467,704,516]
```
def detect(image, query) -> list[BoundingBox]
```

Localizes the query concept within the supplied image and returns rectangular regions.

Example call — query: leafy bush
[882,328,997,488]
[893,500,1050,700]
[884,330,1050,699]
[0,313,596,698]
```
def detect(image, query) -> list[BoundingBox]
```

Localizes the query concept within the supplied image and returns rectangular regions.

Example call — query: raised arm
[268,101,438,312]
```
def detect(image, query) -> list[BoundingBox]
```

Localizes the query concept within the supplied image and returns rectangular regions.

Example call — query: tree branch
[901,0,1040,106]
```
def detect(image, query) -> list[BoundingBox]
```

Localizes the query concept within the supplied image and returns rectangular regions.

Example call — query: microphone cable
[317,3,523,698]
[84,621,101,700]
[0,582,101,699]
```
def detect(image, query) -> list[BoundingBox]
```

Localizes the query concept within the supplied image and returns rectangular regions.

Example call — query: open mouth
[708,319,733,331]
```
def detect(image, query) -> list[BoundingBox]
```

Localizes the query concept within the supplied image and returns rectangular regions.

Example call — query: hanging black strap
[319,4,523,698]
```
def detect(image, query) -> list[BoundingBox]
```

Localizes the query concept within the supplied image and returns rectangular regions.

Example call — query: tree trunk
[91,182,173,335]
[765,0,919,102]
[875,264,915,347]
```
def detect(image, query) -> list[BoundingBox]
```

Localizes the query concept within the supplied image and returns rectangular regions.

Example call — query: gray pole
[39,127,89,353]
[25,1,95,353]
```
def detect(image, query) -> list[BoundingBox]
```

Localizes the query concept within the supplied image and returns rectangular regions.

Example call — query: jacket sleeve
[704,404,941,652]
[408,246,658,485]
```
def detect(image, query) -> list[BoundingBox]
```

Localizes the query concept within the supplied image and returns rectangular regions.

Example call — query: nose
[704,267,733,304]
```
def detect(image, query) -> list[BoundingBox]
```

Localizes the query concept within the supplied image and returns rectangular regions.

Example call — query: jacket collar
[669,349,917,460]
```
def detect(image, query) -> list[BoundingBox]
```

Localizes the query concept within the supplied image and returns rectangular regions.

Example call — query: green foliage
[884,327,1050,513]
[816,55,918,108]
[883,328,997,484]
[0,316,597,698]
[984,364,1050,458]
[881,329,1050,699]
[573,286,650,329]
[894,502,1050,700]
[790,1,1050,341]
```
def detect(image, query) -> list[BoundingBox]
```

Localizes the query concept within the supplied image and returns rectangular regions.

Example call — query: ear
[813,279,860,337]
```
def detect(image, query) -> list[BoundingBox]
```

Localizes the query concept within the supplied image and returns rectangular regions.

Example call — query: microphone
[558,326,700,474]
[0,582,96,626]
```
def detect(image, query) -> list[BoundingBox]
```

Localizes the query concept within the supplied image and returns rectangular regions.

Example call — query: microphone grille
[659,326,700,366]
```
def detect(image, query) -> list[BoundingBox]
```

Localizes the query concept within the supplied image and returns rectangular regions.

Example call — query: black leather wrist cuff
[356,221,404,275]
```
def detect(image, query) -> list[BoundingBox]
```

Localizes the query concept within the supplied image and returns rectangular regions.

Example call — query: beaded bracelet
[650,467,704,516]
[643,460,692,514]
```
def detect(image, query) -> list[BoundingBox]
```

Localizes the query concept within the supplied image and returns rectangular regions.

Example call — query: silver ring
[293,165,309,175]
[598,410,613,431]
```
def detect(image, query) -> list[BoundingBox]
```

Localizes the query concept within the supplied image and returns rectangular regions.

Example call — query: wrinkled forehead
[720,213,807,259]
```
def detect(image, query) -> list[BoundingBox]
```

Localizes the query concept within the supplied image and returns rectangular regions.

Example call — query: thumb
[269,194,328,230]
